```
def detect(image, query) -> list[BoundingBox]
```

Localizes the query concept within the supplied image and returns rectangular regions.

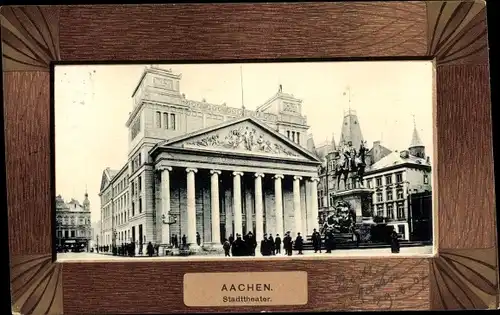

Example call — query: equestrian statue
[333,140,368,189]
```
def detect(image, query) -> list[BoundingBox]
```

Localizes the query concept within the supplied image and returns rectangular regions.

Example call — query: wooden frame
[2,1,498,313]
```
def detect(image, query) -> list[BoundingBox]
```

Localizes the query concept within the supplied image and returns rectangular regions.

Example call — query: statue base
[333,187,373,223]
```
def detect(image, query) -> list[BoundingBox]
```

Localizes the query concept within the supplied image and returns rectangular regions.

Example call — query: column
[186,168,198,249]
[274,174,284,237]
[233,172,244,236]
[310,177,320,231]
[293,176,302,237]
[306,180,313,234]
[160,167,172,245]
[254,173,265,242]
[210,170,222,244]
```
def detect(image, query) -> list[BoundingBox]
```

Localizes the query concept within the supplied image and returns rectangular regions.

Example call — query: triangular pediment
[100,170,110,191]
[163,117,320,162]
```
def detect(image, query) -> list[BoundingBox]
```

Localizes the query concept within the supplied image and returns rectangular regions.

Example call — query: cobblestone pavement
[57,245,433,262]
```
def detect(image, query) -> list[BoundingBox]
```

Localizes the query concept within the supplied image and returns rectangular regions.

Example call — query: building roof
[367,150,430,173]
[409,125,424,148]
[106,168,119,180]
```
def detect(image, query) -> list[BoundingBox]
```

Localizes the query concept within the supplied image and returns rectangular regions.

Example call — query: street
[57,245,433,261]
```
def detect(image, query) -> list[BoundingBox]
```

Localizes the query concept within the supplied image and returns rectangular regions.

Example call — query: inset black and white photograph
[54,61,434,261]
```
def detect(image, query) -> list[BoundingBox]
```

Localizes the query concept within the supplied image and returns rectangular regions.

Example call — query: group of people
[221,231,305,257]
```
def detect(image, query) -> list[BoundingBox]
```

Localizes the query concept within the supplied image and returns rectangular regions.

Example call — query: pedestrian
[246,232,257,256]
[268,234,275,255]
[391,230,400,253]
[146,241,154,257]
[223,239,231,257]
[295,232,304,255]
[284,232,293,256]
[181,234,187,249]
[312,228,322,253]
[196,232,201,246]
[228,234,234,245]
[260,234,271,256]
[274,234,282,254]
[231,233,246,256]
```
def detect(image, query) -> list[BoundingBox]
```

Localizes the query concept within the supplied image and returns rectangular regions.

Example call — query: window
[132,202,135,217]
[163,113,169,129]
[396,172,403,183]
[132,183,135,196]
[376,192,383,202]
[424,174,429,184]
[397,202,405,219]
[65,230,69,238]
[287,130,290,138]
[385,175,392,185]
[156,111,162,128]
[386,190,393,201]
[138,176,142,192]
[397,189,404,199]
[366,180,372,188]
[387,203,394,219]
[376,205,384,217]
[57,231,62,238]
[71,230,75,238]
[297,132,300,144]
[329,193,335,208]
[292,131,295,142]
[131,117,141,140]
[376,177,382,187]
[170,113,176,130]
[139,198,142,213]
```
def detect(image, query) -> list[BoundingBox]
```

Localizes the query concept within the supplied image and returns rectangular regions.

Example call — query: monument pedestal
[333,187,373,223]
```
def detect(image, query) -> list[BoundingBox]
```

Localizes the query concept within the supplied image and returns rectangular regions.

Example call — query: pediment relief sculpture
[185,125,299,157]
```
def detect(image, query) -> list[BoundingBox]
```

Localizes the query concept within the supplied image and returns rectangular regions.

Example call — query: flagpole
[240,65,245,117]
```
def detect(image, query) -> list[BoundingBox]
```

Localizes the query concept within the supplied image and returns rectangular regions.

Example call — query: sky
[54,61,434,222]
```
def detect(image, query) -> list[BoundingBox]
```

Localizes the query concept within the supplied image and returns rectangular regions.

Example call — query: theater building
[99,66,321,252]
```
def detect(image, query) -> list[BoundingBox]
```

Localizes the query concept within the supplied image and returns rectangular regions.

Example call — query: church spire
[409,115,425,158]
[339,86,364,149]
[409,115,424,148]
[330,132,337,152]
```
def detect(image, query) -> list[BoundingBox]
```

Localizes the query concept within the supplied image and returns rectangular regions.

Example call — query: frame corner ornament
[1,5,61,72]
[426,0,488,66]
[430,248,499,310]
[10,254,63,315]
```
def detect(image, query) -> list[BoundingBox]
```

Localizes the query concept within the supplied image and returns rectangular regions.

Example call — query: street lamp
[96,235,99,253]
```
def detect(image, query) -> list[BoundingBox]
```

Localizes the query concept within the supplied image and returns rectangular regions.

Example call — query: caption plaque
[184,271,308,307]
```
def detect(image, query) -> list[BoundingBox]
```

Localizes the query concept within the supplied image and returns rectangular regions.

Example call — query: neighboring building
[317,109,392,216]
[99,66,322,253]
[409,190,433,242]
[363,123,432,240]
[55,193,91,251]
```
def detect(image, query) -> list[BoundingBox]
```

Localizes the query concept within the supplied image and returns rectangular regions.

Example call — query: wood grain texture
[10,254,62,315]
[427,1,488,65]
[436,64,495,249]
[430,248,499,310]
[1,6,60,71]
[4,72,52,255]
[62,258,430,314]
[2,1,497,314]
[58,2,427,61]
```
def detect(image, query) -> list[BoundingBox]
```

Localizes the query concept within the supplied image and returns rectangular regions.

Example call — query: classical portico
[151,117,321,251]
